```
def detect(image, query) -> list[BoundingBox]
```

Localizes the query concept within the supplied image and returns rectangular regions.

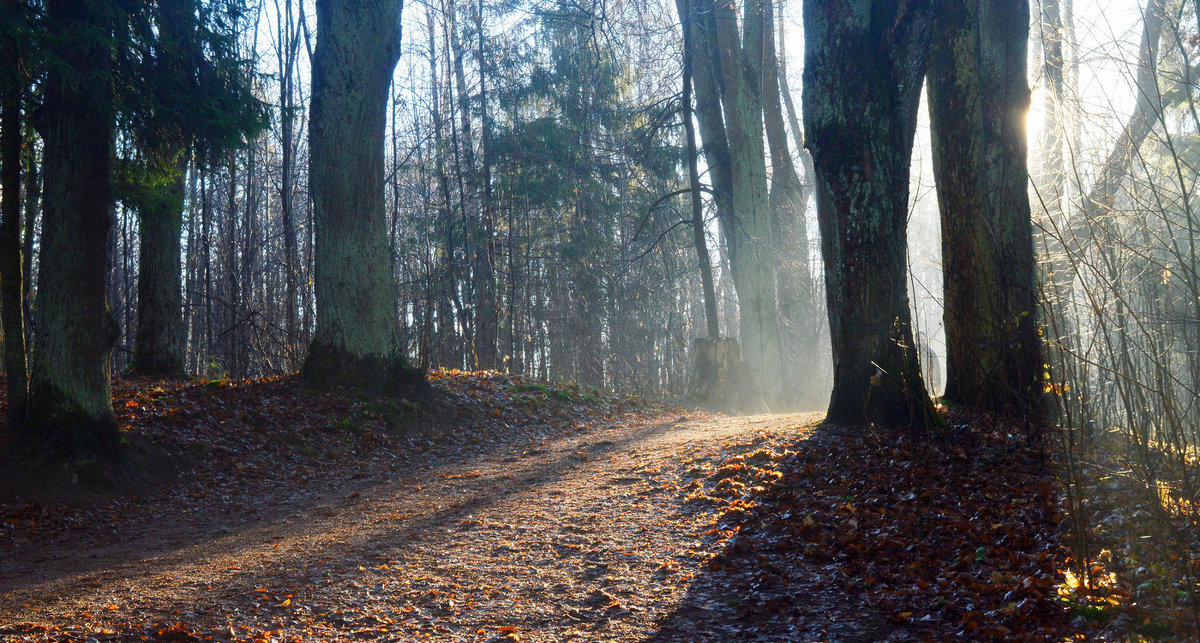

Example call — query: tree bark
[20,126,37,339]
[1,8,28,426]
[803,0,936,427]
[427,4,460,368]
[928,0,1044,417]
[22,0,121,462]
[301,0,424,395]
[129,0,189,378]
[677,0,733,280]
[131,151,188,377]
[277,0,303,365]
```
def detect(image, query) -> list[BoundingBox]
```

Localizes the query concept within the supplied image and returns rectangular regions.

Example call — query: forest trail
[1,397,820,641]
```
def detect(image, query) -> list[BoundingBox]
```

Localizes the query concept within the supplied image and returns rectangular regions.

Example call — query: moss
[17,381,122,471]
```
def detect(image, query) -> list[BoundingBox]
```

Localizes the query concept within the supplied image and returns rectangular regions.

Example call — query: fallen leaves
[3,372,1152,640]
[659,413,1083,640]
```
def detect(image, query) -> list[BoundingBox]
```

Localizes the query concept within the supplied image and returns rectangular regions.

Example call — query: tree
[274,0,306,365]
[21,0,122,462]
[676,0,783,406]
[127,0,193,378]
[679,0,759,413]
[470,0,498,371]
[679,2,719,340]
[759,0,816,407]
[710,0,784,405]
[125,0,267,378]
[803,0,935,427]
[301,0,424,394]
[927,0,1043,417]
[0,0,29,428]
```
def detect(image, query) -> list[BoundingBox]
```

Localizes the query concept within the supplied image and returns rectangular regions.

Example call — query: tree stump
[688,337,769,414]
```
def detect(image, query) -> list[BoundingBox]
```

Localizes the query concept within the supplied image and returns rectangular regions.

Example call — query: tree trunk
[278,0,303,365]
[22,0,121,462]
[689,338,767,414]
[1,13,28,426]
[302,0,423,395]
[928,0,1044,417]
[1077,0,1166,234]
[131,152,188,377]
[20,126,38,340]
[427,4,460,369]
[469,0,498,371]
[760,0,813,407]
[803,0,936,427]
[129,0,196,378]
[710,0,783,405]
[679,3,719,339]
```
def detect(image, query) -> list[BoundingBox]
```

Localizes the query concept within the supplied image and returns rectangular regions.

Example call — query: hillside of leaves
[0,370,654,527]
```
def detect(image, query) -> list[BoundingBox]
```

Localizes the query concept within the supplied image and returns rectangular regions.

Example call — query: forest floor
[0,371,1141,641]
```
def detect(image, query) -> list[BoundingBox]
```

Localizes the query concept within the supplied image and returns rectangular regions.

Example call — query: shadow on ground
[650,420,1070,642]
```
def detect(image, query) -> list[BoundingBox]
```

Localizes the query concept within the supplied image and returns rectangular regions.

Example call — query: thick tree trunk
[22,0,121,461]
[302,0,423,395]
[131,0,198,378]
[1,15,28,426]
[803,0,936,427]
[928,0,1043,417]
[131,152,187,377]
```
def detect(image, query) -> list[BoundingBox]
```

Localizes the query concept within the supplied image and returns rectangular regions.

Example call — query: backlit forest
[3,0,1200,639]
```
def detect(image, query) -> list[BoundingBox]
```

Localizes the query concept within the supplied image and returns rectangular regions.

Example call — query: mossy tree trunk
[21,0,121,461]
[131,148,187,378]
[928,0,1044,417]
[802,0,936,427]
[1,7,28,427]
[129,0,202,378]
[302,0,424,395]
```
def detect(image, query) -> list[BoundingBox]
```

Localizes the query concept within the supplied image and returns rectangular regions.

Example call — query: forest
[1,0,1199,640]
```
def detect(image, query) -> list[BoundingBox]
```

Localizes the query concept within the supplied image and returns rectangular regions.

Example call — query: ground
[0,372,1130,641]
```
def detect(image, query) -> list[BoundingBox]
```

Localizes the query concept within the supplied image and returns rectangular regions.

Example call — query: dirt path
[2,411,819,641]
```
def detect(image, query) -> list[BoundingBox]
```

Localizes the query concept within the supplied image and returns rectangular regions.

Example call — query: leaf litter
[0,375,1116,640]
